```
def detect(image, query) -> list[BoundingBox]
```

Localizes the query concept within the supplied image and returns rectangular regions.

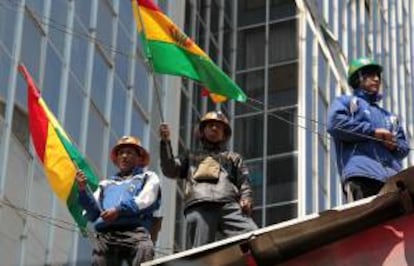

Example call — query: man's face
[360,69,381,94]
[115,146,143,172]
[202,121,225,143]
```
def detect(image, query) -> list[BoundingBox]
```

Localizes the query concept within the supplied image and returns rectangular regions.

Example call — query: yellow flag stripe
[43,123,76,201]
[133,2,208,58]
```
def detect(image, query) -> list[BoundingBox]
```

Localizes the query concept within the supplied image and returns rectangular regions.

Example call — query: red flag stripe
[20,65,49,162]
[137,0,160,12]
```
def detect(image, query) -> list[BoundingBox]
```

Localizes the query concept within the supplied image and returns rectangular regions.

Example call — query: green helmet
[347,57,383,88]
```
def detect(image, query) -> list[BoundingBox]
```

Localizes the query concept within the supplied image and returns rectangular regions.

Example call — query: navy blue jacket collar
[353,88,382,103]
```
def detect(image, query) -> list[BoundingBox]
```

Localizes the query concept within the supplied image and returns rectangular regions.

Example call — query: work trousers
[343,176,385,203]
[92,227,154,266]
[185,201,258,249]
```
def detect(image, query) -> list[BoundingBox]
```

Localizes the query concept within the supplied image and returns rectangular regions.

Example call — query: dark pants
[185,202,258,249]
[92,227,154,266]
[343,176,385,202]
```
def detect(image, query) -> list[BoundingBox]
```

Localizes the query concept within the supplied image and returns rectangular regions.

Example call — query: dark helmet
[199,111,232,141]
[110,136,150,166]
[347,57,383,89]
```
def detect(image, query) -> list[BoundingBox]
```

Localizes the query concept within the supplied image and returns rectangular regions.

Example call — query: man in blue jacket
[75,136,161,265]
[327,57,409,202]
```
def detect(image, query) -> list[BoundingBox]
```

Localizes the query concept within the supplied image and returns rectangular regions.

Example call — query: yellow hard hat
[110,136,150,166]
[199,111,232,141]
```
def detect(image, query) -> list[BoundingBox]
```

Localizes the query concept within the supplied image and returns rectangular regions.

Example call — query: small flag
[201,87,228,103]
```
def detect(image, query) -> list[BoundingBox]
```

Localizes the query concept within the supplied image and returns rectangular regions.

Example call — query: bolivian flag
[19,64,99,231]
[132,0,247,102]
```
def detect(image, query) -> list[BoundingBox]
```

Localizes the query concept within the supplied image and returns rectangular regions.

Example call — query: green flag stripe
[146,40,247,102]
[54,128,100,230]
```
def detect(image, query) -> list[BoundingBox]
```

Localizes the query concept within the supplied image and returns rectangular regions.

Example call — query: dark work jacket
[160,140,253,210]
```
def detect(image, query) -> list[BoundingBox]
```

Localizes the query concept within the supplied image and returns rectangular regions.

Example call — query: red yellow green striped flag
[19,64,99,231]
[132,0,247,102]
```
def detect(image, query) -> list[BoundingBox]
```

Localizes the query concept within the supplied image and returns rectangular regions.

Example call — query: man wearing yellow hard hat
[159,110,257,249]
[75,136,161,265]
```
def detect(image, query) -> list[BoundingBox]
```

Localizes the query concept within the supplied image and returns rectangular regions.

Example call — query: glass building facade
[1,0,414,264]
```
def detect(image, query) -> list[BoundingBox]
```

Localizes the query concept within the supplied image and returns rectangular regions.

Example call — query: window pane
[237,26,265,69]
[267,108,296,155]
[96,1,113,56]
[238,0,266,27]
[269,20,297,64]
[268,63,298,108]
[0,53,11,112]
[130,105,145,139]
[115,25,131,86]
[270,0,297,21]
[246,161,263,206]
[91,51,109,113]
[134,60,149,111]
[236,70,264,115]
[49,0,67,54]
[74,0,91,28]
[26,0,44,15]
[86,105,105,173]
[43,46,62,115]
[267,155,297,204]
[0,3,16,52]
[266,202,297,226]
[12,105,30,150]
[20,13,42,86]
[111,77,127,136]
[66,76,84,142]
[119,0,133,25]
[234,114,263,159]
[71,19,88,83]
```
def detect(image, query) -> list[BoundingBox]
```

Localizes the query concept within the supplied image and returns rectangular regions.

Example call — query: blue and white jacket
[79,167,161,232]
[327,89,409,183]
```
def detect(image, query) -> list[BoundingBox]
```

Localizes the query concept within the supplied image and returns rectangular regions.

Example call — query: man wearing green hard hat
[327,57,409,202]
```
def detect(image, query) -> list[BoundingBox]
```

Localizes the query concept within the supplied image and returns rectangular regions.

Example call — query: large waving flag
[132,0,247,102]
[19,65,99,231]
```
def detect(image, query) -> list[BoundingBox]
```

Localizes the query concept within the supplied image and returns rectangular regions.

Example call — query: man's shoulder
[221,150,243,161]
[142,170,158,177]
[142,170,161,182]
[334,94,355,102]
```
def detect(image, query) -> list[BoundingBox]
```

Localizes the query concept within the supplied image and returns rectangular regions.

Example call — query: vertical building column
[201,0,211,114]
[0,0,25,202]
[229,0,238,150]
[0,0,26,264]
[311,37,319,213]
[295,0,308,217]
[359,0,366,55]
[60,2,78,264]
[79,0,98,153]
[409,0,414,164]
[341,0,348,64]
[389,1,399,114]
[260,0,270,227]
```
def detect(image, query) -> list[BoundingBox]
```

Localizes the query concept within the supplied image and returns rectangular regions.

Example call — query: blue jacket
[327,89,409,183]
[79,167,161,232]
